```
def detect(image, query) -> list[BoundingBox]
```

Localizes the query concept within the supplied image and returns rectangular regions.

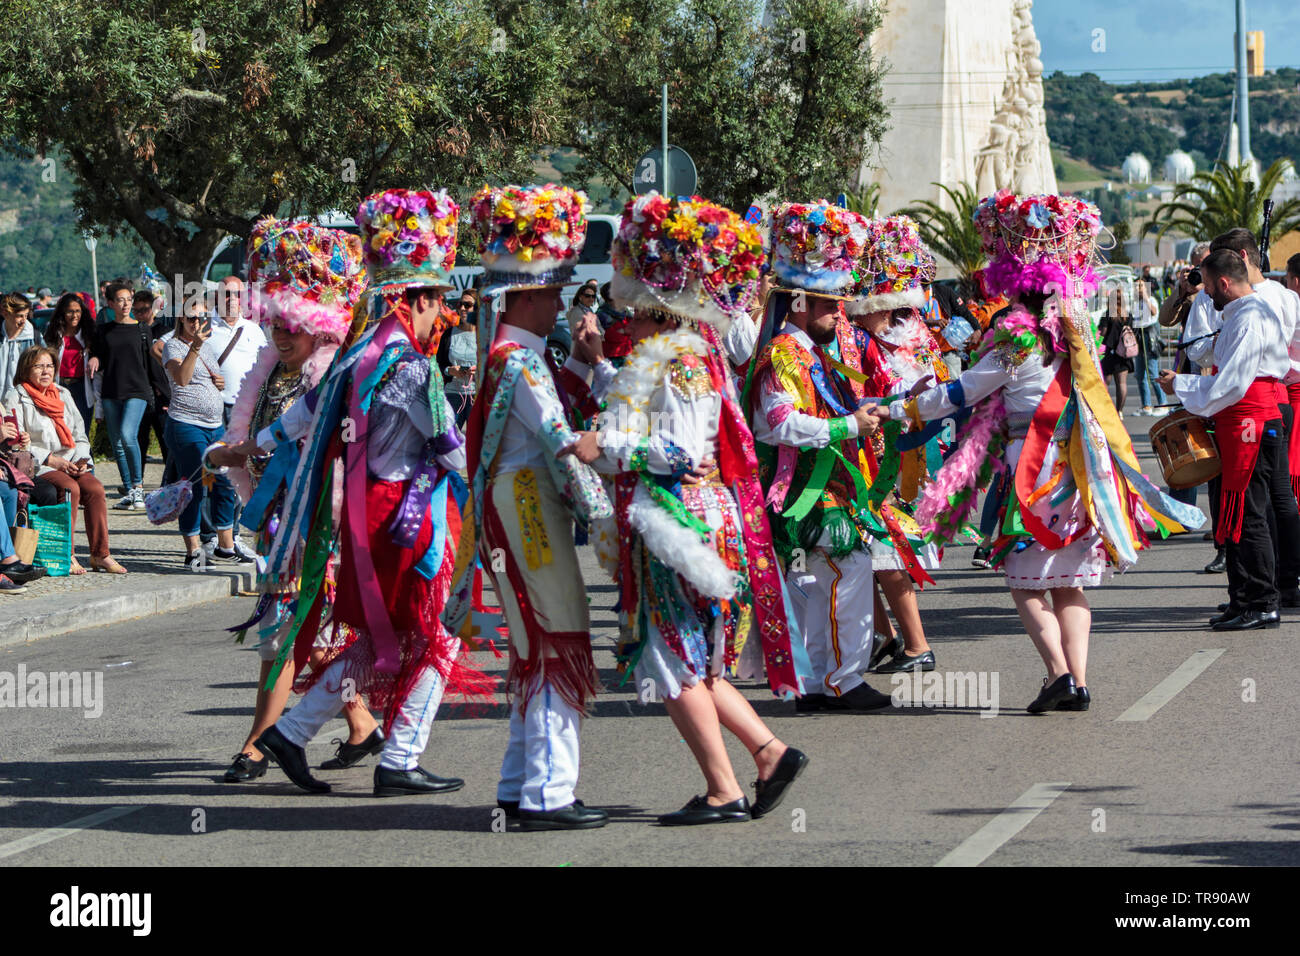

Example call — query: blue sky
[1033,0,1300,81]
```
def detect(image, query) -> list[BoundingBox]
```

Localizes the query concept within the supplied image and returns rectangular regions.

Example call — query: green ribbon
[265,469,335,691]
[640,471,712,537]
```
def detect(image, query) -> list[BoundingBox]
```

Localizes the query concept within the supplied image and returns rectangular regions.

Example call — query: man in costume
[205,218,380,782]
[1160,247,1300,630]
[844,215,946,675]
[886,190,1203,712]
[564,192,810,824]
[464,184,610,830]
[227,188,484,795]
[747,200,892,713]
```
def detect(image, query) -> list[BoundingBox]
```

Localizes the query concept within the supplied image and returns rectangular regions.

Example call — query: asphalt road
[3,521,1298,868]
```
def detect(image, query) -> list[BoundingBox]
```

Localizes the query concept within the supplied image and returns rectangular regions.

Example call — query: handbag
[30,501,73,576]
[11,511,38,564]
[1119,325,1140,359]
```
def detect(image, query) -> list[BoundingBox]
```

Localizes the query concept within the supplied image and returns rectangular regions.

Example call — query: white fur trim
[845,287,926,315]
[611,270,735,337]
[626,481,738,600]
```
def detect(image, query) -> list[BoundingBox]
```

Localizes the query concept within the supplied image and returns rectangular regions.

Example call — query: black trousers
[1225,419,1300,611]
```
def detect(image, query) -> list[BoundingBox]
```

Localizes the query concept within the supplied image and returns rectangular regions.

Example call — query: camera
[1186,268,1202,288]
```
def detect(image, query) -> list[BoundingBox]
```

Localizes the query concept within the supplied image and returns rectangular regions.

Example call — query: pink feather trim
[914,391,1008,539]
[223,343,339,502]
[249,286,352,343]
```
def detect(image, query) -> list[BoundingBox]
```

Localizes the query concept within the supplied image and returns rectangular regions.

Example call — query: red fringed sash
[1287,381,1300,504]
[1214,377,1285,545]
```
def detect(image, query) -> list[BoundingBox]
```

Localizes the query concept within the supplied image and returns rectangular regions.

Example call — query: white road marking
[935,782,1071,867]
[1115,649,1226,722]
[0,805,144,860]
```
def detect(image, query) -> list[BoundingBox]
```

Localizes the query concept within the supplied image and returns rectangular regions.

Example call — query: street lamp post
[83,234,98,301]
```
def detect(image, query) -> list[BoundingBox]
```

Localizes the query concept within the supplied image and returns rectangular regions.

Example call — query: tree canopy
[0,0,889,286]
[1142,160,1300,252]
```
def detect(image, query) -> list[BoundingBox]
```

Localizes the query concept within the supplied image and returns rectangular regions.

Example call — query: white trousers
[275,655,453,771]
[496,680,582,812]
[786,548,874,696]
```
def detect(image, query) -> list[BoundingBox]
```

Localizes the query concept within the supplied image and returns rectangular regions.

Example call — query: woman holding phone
[5,347,125,573]
[164,300,245,569]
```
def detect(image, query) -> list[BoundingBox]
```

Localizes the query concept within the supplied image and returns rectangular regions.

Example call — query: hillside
[0,148,152,294]
[1044,68,1300,178]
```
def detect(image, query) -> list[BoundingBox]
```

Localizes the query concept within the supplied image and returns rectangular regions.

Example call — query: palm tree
[843,182,880,218]
[900,182,985,297]
[1142,159,1300,253]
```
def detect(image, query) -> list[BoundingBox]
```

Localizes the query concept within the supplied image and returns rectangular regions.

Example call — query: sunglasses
[458,301,475,310]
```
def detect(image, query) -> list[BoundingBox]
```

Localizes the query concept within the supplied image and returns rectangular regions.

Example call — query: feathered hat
[768,200,870,300]
[246,218,366,344]
[973,189,1103,299]
[847,215,936,315]
[354,188,459,293]
[610,191,766,337]
[468,183,588,291]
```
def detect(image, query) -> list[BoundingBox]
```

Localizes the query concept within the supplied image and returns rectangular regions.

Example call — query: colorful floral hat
[847,215,937,315]
[973,189,1103,299]
[768,200,870,299]
[354,188,459,293]
[469,184,588,290]
[246,218,366,344]
[610,192,765,336]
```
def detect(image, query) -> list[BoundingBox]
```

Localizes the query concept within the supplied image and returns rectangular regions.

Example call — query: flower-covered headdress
[468,184,588,291]
[974,190,1103,299]
[768,201,870,299]
[246,218,366,344]
[611,192,765,337]
[354,188,459,293]
[848,215,937,315]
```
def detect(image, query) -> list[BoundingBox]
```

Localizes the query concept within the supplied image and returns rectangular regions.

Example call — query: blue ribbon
[240,429,298,534]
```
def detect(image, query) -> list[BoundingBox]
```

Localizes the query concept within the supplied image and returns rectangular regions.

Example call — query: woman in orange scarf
[5,347,125,573]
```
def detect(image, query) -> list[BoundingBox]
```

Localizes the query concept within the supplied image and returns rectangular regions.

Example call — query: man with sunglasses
[207,276,265,560]
[438,289,479,428]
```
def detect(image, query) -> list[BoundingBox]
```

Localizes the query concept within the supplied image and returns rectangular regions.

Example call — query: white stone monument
[859,0,1058,215]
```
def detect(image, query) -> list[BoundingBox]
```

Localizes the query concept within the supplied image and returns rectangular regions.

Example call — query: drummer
[1159,248,1300,630]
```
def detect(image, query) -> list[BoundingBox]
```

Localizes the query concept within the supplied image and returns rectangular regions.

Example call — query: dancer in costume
[1159,247,1300,630]
[747,200,893,713]
[207,219,381,783]
[884,190,1204,712]
[565,192,809,824]
[464,184,611,831]
[226,188,485,794]
[845,215,945,674]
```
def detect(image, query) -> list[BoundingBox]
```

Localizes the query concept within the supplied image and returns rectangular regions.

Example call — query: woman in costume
[566,193,810,824]
[878,191,1204,713]
[845,215,948,674]
[205,219,379,782]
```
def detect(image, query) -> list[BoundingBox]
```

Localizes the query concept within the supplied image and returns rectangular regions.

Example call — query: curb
[0,570,254,649]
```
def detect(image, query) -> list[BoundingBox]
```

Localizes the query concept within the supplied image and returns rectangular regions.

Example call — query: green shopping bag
[31,502,73,577]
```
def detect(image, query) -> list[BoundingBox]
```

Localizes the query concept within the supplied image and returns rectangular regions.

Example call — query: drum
[1149,408,1220,489]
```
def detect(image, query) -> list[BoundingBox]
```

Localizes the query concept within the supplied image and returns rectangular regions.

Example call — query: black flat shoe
[874,649,936,674]
[1209,606,1243,626]
[1027,673,1076,714]
[795,692,827,713]
[519,801,609,831]
[1058,686,1091,712]
[221,752,268,782]
[1203,551,1226,574]
[752,748,809,819]
[319,729,385,770]
[2,561,47,584]
[658,794,752,826]
[256,726,331,793]
[1211,609,1280,631]
[497,799,520,819]
[373,765,464,796]
[869,632,903,670]
[823,682,893,711]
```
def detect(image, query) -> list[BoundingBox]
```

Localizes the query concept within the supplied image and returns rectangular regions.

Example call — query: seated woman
[4,347,126,574]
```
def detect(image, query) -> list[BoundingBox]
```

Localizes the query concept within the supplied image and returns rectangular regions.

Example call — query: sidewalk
[0,462,254,648]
